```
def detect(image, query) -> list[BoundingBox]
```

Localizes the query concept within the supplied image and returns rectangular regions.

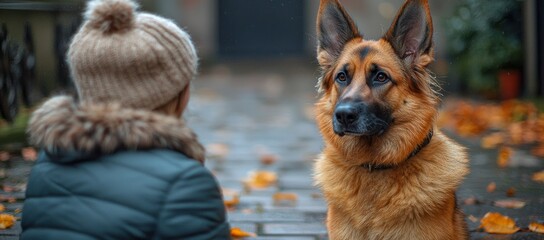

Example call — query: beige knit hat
[68,0,197,110]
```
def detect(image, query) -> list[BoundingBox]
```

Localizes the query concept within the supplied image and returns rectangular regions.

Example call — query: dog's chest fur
[314,131,468,239]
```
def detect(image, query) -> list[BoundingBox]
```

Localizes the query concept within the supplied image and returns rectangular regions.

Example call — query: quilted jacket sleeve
[155,161,230,240]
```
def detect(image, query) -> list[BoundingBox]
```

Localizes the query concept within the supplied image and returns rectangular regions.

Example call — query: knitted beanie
[68,0,197,110]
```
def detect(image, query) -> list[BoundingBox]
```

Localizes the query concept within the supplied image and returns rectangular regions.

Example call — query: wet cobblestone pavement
[0,59,543,239]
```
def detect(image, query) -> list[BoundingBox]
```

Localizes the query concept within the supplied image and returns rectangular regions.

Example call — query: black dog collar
[361,129,434,172]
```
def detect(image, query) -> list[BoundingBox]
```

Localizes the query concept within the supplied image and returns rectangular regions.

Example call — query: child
[21,0,230,239]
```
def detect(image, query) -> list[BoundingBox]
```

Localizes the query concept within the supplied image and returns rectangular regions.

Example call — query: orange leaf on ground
[508,122,524,145]
[497,147,512,168]
[487,182,497,193]
[0,214,15,229]
[222,188,240,210]
[529,222,544,233]
[481,133,504,149]
[260,154,277,166]
[532,170,544,183]
[0,152,9,162]
[531,144,544,157]
[230,227,256,238]
[21,147,37,161]
[505,187,516,197]
[493,199,526,209]
[244,171,277,189]
[0,204,4,212]
[480,212,520,234]
[273,192,298,207]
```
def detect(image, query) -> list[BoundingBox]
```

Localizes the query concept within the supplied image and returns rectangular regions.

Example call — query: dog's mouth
[334,125,387,137]
[337,129,385,137]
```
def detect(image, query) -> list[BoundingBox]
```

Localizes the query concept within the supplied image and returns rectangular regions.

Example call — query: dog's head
[315,0,439,164]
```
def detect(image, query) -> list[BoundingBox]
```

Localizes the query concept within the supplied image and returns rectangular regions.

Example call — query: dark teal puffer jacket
[21,96,230,240]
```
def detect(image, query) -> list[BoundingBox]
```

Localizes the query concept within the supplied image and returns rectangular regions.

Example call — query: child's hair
[154,92,184,116]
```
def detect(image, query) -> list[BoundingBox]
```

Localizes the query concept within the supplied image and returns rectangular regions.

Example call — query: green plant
[445,0,523,94]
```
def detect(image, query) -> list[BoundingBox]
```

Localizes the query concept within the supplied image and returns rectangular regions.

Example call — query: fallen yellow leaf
[497,147,512,168]
[481,133,504,149]
[0,204,4,212]
[532,170,544,183]
[222,188,240,210]
[0,214,15,229]
[244,171,277,189]
[273,192,298,206]
[230,227,256,238]
[480,212,520,234]
[529,222,544,233]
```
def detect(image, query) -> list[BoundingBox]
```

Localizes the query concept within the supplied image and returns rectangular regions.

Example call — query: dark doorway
[218,0,305,58]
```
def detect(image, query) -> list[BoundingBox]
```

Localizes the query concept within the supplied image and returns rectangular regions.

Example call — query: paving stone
[470,232,544,240]
[0,236,20,240]
[278,176,315,190]
[263,197,327,213]
[247,237,317,240]
[245,188,281,197]
[228,211,307,223]
[304,212,327,223]
[262,223,328,235]
[238,195,275,208]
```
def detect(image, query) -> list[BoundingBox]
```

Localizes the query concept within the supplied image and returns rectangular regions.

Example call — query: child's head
[68,0,197,116]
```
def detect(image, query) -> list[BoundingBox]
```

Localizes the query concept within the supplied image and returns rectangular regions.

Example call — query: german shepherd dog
[313,0,469,239]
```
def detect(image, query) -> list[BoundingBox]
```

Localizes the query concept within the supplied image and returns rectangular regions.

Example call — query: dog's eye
[375,72,389,83]
[336,72,347,82]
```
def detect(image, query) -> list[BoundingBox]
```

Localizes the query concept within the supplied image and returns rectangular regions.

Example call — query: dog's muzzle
[333,101,391,137]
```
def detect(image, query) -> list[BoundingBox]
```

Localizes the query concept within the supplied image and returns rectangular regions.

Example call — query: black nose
[335,105,358,126]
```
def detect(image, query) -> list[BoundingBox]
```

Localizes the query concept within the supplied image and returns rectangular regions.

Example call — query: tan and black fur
[313,0,469,239]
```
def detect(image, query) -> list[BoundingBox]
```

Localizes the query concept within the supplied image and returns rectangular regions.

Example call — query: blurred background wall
[0,0,542,101]
[155,0,457,61]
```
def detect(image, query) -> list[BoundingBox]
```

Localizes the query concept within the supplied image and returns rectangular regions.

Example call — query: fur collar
[27,96,205,163]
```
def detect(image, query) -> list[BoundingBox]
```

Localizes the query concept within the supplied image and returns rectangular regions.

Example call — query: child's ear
[383,0,433,68]
[316,0,360,69]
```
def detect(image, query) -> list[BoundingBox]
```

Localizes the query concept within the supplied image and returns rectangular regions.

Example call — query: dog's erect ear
[316,0,360,68]
[384,0,433,67]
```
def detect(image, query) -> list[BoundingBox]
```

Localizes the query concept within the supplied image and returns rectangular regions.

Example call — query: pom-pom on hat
[68,0,197,110]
